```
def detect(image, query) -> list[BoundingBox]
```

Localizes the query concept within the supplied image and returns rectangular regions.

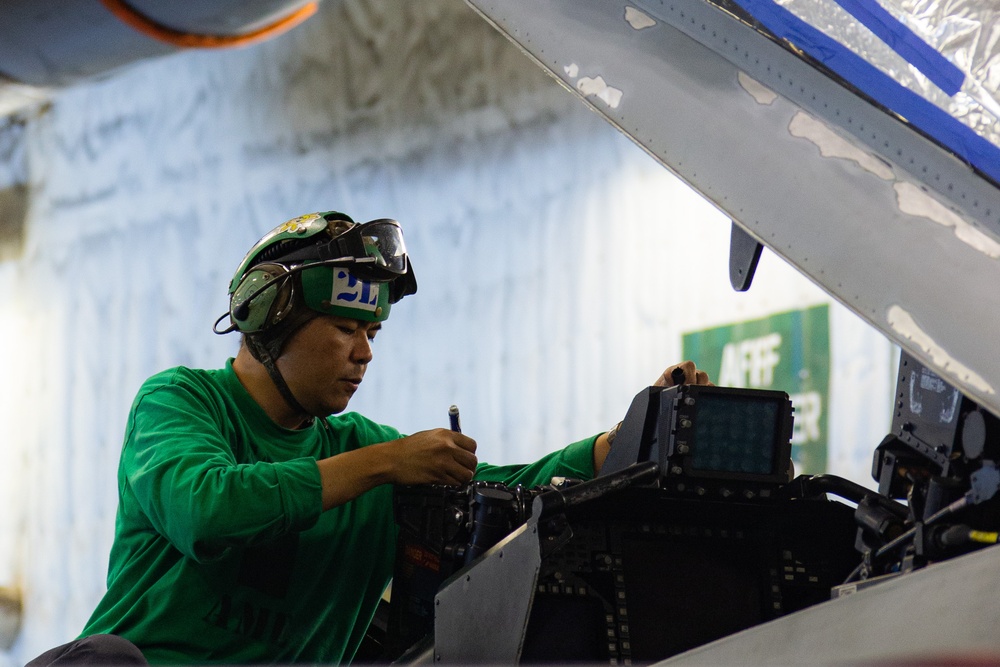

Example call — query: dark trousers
[25,634,147,666]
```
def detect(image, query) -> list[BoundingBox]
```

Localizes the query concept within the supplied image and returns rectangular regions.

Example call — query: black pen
[448,405,462,433]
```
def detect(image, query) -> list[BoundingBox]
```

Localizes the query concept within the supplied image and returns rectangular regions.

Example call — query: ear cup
[230,263,294,333]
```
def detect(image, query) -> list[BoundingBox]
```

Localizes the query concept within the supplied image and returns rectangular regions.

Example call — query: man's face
[276,315,382,416]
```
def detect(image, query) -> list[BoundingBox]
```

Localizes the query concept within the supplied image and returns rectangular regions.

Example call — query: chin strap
[245,334,322,429]
[246,336,313,428]
[243,308,336,430]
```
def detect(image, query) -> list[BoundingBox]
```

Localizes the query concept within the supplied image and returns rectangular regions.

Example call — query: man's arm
[316,428,478,510]
[315,359,714,508]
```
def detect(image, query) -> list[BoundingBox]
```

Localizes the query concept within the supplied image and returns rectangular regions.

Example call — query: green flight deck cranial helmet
[214,210,417,420]
[225,211,417,335]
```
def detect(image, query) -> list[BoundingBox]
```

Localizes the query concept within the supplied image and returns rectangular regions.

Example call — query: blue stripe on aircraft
[731,0,1000,187]
[831,0,963,96]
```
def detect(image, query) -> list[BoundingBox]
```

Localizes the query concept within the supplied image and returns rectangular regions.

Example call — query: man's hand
[388,429,478,486]
[653,360,713,387]
[594,360,714,475]
[316,429,478,510]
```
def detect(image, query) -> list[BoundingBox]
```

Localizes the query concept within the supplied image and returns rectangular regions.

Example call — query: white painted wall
[0,1,896,663]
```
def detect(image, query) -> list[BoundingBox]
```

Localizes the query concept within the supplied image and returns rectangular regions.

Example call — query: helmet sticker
[277,214,321,235]
[332,269,380,312]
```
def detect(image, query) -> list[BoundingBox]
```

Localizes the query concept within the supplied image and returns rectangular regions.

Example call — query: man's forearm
[593,431,611,475]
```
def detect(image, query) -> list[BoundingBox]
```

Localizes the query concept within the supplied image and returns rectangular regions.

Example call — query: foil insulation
[773,0,1000,150]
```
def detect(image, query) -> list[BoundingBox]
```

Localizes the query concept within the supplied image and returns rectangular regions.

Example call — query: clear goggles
[279,218,416,301]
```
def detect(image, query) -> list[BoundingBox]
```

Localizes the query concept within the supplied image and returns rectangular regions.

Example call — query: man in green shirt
[28,211,709,665]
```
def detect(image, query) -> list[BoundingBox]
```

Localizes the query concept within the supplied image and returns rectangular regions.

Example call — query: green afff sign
[682,305,830,474]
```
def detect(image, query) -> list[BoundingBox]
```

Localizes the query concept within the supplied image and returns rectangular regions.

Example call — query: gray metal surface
[0,2,174,87]
[433,522,543,663]
[658,544,1000,665]
[0,1,320,88]
[465,0,1000,419]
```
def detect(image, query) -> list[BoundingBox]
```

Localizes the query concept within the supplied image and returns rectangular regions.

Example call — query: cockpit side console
[381,353,1000,664]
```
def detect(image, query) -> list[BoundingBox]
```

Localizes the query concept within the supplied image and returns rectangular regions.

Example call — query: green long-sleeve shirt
[81,360,597,664]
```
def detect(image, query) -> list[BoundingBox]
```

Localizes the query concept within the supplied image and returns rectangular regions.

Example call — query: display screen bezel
[661,385,793,485]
